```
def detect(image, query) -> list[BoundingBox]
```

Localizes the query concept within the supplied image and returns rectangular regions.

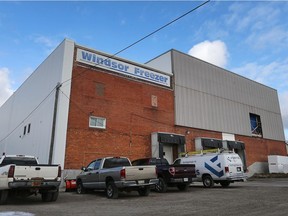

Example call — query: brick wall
[64,63,287,169]
[64,65,175,169]
[235,135,287,166]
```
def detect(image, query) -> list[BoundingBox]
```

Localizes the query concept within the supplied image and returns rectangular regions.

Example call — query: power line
[61,0,210,86]
[112,0,210,58]
[0,86,57,144]
[0,1,210,144]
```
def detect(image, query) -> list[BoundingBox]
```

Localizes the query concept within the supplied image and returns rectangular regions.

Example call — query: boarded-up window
[95,82,105,96]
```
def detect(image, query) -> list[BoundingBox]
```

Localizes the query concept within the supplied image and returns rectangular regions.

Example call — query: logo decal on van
[204,156,224,177]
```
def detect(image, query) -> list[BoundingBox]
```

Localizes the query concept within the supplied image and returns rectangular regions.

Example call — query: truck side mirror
[81,166,87,171]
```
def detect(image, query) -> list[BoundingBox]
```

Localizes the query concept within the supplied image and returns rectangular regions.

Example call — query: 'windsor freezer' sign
[76,48,171,87]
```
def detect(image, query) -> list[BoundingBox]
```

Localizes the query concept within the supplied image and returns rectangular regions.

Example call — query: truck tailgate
[174,164,196,178]
[13,165,59,181]
[125,165,156,181]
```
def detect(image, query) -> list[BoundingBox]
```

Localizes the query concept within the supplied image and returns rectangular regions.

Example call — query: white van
[174,150,246,188]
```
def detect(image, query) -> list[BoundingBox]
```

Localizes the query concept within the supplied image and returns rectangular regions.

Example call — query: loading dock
[151,132,185,164]
[195,137,247,172]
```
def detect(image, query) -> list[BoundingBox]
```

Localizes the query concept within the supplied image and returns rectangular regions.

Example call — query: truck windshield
[1,157,38,166]
[103,158,131,168]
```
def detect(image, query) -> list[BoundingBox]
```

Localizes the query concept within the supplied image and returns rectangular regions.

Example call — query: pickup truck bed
[132,158,196,192]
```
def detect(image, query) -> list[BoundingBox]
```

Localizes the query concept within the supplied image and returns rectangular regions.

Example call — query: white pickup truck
[0,154,61,204]
[76,157,158,199]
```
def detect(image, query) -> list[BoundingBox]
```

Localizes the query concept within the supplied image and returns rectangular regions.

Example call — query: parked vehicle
[174,149,246,188]
[132,157,196,192]
[76,157,158,199]
[0,154,61,204]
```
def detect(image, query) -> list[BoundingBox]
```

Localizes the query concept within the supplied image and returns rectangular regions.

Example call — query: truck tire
[220,181,230,188]
[41,190,59,202]
[76,181,86,194]
[0,190,9,205]
[41,192,52,202]
[106,181,118,199]
[202,175,214,188]
[50,190,59,202]
[155,177,167,193]
[138,187,150,196]
[177,183,189,191]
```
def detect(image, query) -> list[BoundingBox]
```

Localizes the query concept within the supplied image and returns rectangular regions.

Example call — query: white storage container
[268,155,288,173]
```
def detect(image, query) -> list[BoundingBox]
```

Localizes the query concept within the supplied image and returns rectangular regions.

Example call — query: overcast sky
[0,1,287,140]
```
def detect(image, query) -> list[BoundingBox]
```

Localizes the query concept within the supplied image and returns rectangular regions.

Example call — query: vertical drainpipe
[49,83,62,164]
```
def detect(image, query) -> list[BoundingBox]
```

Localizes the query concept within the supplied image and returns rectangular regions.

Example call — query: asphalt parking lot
[1,178,288,216]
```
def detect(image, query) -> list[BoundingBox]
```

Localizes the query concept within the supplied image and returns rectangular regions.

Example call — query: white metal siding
[145,51,173,75]
[147,50,285,141]
[172,50,284,141]
[0,39,74,166]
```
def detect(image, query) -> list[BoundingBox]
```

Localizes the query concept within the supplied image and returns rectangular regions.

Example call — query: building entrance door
[163,145,173,164]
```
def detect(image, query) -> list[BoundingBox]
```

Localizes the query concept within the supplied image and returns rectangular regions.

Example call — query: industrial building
[0,39,286,175]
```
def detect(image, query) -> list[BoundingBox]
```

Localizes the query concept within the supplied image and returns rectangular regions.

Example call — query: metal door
[163,145,173,164]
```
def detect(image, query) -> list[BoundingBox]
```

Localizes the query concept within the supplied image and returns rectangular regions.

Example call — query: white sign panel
[76,48,171,87]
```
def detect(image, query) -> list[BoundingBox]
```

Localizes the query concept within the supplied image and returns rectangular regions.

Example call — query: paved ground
[1,178,288,216]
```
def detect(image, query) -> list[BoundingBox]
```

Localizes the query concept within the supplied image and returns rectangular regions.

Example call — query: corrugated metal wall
[0,39,74,166]
[172,50,285,141]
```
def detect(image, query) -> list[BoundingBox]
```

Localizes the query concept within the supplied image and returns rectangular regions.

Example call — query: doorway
[163,145,173,164]
[151,132,185,164]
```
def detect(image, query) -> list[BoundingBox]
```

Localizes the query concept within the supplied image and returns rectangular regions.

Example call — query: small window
[89,116,106,129]
[23,126,27,135]
[28,123,31,134]
[250,113,262,137]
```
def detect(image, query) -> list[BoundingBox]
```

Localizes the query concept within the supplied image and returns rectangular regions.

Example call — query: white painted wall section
[0,39,74,168]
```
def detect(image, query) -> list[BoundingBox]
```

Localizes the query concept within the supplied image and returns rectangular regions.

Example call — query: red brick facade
[235,135,286,166]
[64,51,287,170]
[65,64,175,169]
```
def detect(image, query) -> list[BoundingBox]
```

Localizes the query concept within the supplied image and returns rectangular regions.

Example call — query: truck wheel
[41,190,59,202]
[0,190,9,205]
[41,192,52,202]
[220,181,230,188]
[155,177,167,193]
[138,187,150,196]
[76,181,86,194]
[202,175,214,188]
[177,183,189,191]
[50,190,59,202]
[106,181,118,199]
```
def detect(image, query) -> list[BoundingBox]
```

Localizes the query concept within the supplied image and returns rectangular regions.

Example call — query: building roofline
[147,48,278,93]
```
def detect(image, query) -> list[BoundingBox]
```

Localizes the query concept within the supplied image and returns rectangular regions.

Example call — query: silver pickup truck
[76,157,158,199]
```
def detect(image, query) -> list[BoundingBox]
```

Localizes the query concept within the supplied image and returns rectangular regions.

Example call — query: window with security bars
[89,116,106,129]
[249,113,262,137]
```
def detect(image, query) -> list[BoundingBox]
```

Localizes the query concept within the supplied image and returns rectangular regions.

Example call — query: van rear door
[224,154,244,179]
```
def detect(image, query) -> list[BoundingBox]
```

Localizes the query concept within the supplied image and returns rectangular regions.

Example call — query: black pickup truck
[132,158,196,192]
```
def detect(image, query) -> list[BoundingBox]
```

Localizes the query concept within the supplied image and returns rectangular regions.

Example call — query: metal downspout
[49,83,62,164]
